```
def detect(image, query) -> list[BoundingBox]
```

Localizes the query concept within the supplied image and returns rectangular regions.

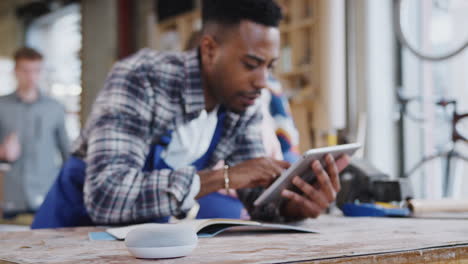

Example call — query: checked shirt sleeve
[82,64,196,225]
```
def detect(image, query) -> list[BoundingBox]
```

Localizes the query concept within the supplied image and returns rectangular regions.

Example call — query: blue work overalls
[31,109,244,229]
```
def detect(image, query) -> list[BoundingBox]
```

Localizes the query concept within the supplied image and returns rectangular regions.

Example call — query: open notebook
[106,218,318,240]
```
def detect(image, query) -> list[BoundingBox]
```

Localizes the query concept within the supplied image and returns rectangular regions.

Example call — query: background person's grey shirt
[0,92,70,213]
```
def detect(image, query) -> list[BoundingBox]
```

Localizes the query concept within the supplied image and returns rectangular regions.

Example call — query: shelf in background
[280,18,315,32]
[277,64,312,79]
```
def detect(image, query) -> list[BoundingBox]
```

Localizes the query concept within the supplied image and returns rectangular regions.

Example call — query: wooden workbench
[0,216,467,264]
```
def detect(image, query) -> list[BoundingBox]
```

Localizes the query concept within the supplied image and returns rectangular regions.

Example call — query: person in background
[0,47,70,218]
[262,75,301,162]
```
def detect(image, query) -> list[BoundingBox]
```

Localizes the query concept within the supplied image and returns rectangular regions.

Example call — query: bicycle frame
[398,90,468,196]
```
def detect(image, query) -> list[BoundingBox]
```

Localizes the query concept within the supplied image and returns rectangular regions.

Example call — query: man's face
[14,59,43,91]
[202,20,280,113]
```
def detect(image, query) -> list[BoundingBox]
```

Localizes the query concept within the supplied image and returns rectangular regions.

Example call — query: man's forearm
[196,169,224,198]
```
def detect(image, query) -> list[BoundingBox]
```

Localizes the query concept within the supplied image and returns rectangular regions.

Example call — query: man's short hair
[14,47,43,63]
[202,0,283,28]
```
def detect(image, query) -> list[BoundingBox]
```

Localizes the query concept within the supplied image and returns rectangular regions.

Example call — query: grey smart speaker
[125,223,198,259]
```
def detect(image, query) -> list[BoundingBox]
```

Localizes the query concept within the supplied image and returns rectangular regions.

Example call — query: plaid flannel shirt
[72,49,288,224]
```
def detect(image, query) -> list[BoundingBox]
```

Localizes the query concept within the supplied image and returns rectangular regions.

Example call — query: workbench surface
[0,216,467,264]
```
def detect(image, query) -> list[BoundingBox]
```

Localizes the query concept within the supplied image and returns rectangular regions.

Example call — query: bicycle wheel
[405,149,468,199]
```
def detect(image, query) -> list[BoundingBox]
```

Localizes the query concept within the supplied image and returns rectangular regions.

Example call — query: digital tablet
[253,143,361,207]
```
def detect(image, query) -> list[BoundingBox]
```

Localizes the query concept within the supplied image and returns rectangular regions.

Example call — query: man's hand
[0,133,21,162]
[281,154,350,219]
[197,157,289,198]
[229,157,290,189]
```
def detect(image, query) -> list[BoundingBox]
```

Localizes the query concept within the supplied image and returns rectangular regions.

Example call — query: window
[399,0,468,199]
[25,3,82,141]
[0,58,15,96]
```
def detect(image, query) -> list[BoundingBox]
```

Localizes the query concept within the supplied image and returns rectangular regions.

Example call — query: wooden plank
[0,260,17,264]
[290,100,313,152]
[290,0,302,24]
[1,216,468,263]
[298,246,468,264]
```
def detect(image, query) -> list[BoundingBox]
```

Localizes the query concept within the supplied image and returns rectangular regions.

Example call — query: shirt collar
[182,49,205,118]
[14,89,43,104]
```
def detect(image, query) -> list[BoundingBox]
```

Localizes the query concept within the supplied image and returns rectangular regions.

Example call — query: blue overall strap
[191,109,225,169]
[142,131,172,172]
[31,156,93,228]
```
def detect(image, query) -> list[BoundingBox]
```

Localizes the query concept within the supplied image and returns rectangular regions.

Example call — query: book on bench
[106,218,318,240]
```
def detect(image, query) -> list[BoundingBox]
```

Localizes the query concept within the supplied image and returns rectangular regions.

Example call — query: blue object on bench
[342,203,411,217]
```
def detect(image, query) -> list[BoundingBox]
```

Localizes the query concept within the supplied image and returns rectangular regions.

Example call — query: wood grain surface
[0,216,468,264]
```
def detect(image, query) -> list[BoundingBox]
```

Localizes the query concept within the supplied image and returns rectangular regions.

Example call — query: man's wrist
[280,199,305,221]
[223,165,230,194]
[196,169,224,198]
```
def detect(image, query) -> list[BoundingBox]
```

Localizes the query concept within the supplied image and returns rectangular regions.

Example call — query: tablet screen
[253,143,361,207]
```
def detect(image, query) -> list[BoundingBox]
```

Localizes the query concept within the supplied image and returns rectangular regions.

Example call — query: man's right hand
[197,157,289,198]
[228,157,290,189]
[0,133,21,162]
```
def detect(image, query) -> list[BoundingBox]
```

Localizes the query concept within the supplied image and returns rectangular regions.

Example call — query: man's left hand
[281,154,350,219]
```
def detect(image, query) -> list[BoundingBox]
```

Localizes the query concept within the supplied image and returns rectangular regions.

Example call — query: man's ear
[200,34,219,70]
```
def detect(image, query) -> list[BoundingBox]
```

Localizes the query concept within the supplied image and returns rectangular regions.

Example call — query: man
[0,47,69,217]
[32,0,349,228]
